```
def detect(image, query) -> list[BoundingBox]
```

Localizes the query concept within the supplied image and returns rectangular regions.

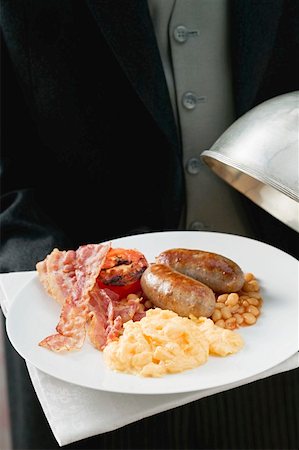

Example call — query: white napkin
[1,272,298,447]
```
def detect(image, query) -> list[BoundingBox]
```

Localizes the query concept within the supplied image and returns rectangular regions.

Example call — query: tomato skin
[97,278,142,298]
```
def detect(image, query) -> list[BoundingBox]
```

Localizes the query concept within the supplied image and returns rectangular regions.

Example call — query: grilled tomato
[97,248,148,297]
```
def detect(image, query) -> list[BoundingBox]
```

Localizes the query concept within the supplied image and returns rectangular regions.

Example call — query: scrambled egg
[103,308,244,377]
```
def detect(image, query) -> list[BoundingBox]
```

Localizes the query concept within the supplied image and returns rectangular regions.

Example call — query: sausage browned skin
[140,264,216,318]
[156,248,244,293]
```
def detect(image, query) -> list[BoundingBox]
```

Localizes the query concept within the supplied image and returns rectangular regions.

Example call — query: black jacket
[1,0,298,272]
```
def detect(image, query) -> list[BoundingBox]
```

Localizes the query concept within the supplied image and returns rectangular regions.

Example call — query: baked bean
[225,293,239,307]
[246,305,260,316]
[233,313,244,325]
[244,273,255,282]
[221,307,232,320]
[217,294,228,303]
[243,312,257,325]
[230,304,240,314]
[243,280,260,292]
[239,295,249,301]
[225,317,237,330]
[212,309,222,322]
[247,297,260,306]
[215,302,225,309]
[215,319,225,328]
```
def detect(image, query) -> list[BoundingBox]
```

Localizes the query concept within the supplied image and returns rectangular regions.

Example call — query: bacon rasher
[87,285,146,350]
[37,243,111,352]
[36,248,77,305]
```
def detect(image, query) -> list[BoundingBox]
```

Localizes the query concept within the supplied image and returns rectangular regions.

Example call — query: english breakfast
[35,241,263,377]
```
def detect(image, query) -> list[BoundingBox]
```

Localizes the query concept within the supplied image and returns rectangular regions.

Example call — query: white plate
[6,231,299,394]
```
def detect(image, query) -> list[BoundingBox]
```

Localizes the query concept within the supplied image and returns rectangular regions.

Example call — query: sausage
[140,264,216,318]
[156,248,244,293]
